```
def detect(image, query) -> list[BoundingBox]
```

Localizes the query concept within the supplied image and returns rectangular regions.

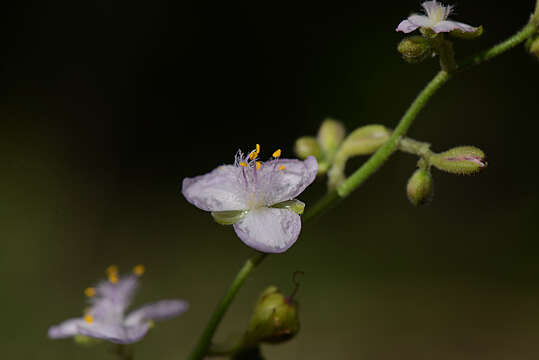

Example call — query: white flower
[396,1,478,34]
[182,145,318,253]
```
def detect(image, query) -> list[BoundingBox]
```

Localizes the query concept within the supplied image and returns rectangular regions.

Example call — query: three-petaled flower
[396,1,478,34]
[48,265,188,344]
[182,145,317,253]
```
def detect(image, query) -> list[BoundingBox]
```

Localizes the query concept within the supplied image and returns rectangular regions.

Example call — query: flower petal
[182,165,248,212]
[125,300,189,326]
[93,275,138,316]
[433,20,477,33]
[396,19,420,33]
[257,156,317,206]
[233,207,301,253]
[77,322,150,344]
[407,14,432,28]
[48,318,85,339]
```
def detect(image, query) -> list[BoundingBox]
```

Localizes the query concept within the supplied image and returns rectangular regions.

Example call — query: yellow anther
[256,161,261,170]
[106,265,118,276]
[240,162,247,167]
[84,314,94,324]
[272,149,281,158]
[108,273,119,284]
[133,264,145,276]
[84,287,96,297]
[279,165,286,171]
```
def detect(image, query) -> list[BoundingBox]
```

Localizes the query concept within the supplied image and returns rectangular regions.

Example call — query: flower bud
[527,36,539,60]
[317,118,346,154]
[430,146,487,175]
[294,136,321,160]
[337,125,391,159]
[245,286,299,345]
[406,168,433,206]
[450,25,483,40]
[397,36,433,63]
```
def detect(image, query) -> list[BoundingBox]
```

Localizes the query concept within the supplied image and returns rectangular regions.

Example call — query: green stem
[186,14,539,360]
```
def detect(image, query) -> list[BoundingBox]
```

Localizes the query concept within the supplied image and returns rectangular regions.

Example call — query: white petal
[48,318,85,339]
[407,14,432,28]
[257,156,317,206]
[125,300,189,326]
[182,165,248,212]
[396,20,419,33]
[433,20,477,33]
[233,208,301,253]
[421,1,442,18]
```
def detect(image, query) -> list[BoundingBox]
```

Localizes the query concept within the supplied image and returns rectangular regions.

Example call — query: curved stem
[186,15,539,360]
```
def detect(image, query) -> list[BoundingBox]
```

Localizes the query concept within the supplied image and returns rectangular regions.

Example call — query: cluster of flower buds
[295,119,391,189]
[396,1,482,64]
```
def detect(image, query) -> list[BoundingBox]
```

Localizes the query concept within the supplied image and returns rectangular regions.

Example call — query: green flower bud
[317,118,346,155]
[450,25,484,40]
[430,146,487,175]
[245,286,299,345]
[337,125,391,159]
[406,168,433,206]
[397,36,433,63]
[527,36,539,60]
[294,136,321,160]
[211,210,248,225]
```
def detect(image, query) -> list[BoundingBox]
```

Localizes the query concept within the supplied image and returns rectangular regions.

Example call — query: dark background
[1,0,539,359]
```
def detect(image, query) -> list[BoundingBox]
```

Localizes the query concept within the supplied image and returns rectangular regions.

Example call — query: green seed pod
[245,286,299,345]
[317,118,346,155]
[406,168,433,206]
[450,25,484,40]
[397,36,433,63]
[294,136,322,160]
[430,146,487,175]
[337,125,391,159]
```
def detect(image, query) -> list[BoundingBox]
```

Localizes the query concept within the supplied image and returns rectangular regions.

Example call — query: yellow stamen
[240,161,247,167]
[84,287,96,297]
[108,274,119,284]
[84,314,94,324]
[256,161,261,170]
[249,144,261,160]
[106,265,118,276]
[272,149,281,158]
[133,264,145,276]
[279,165,286,171]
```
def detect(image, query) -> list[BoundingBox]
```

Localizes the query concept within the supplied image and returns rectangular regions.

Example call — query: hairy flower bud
[245,286,299,345]
[294,136,322,160]
[450,25,484,40]
[317,118,346,155]
[406,168,433,206]
[430,146,487,175]
[397,36,432,63]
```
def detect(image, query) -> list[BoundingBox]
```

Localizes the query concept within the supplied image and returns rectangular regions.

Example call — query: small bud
[337,125,391,159]
[397,36,433,63]
[450,25,484,40]
[245,286,299,345]
[406,168,433,206]
[527,36,539,60]
[430,146,487,175]
[294,136,321,160]
[317,118,346,155]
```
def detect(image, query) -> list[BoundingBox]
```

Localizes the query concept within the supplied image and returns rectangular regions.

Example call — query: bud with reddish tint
[430,146,487,175]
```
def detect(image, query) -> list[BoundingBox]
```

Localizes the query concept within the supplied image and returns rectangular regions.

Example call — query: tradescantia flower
[48,265,188,344]
[396,1,478,34]
[182,145,317,253]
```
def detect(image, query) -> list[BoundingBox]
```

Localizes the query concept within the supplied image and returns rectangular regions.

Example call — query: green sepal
[73,335,102,346]
[271,200,305,215]
[211,210,249,225]
[450,25,483,40]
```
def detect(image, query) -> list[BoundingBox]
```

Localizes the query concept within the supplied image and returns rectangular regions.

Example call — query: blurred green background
[1,0,539,359]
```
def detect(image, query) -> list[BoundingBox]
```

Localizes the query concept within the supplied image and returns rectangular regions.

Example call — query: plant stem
[186,14,539,360]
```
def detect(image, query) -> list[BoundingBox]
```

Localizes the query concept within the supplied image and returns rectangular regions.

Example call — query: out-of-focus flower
[48,265,188,344]
[396,1,478,34]
[182,145,317,253]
